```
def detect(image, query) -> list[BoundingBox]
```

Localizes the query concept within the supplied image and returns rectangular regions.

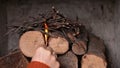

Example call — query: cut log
[67,33,87,55]
[0,50,28,68]
[81,33,107,68]
[19,31,45,57]
[48,32,69,54]
[72,41,87,55]
[58,51,78,68]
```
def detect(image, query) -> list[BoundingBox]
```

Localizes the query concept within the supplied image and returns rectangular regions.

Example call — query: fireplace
[0,0,120,68]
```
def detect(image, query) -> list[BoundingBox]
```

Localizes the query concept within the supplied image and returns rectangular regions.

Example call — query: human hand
[31,47,60,68]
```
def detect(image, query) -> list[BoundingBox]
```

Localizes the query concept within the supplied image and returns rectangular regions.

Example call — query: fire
[44,23,48,45]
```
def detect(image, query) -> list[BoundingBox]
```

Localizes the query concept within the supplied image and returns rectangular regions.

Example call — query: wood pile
[2,7,107,68]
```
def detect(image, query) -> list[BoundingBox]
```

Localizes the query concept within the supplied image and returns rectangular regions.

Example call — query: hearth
[0,0,120,68]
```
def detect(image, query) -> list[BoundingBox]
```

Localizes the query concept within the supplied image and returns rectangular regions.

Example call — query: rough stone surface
[0,0,119,68]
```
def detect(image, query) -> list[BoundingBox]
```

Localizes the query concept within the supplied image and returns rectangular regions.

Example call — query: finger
[52,52,57,58]
[55,61,60,68]
[46,47,57,58]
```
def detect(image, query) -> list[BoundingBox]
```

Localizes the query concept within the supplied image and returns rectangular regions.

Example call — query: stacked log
[58,51,78,68]
[47,32,69,54]
[48,36,69,54]
[72,40,87,55]
[81,34,107,68]
[19,31,46,57]
[18,23,107,68]
[18,31,107,68]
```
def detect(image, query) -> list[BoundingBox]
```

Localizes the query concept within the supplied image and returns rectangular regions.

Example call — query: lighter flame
[44,23,48,45]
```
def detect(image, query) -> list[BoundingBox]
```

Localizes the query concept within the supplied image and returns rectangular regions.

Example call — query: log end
[48,36,69,54]
[81,54,107,68]
[19,31,45,57]
[72,41,87,55]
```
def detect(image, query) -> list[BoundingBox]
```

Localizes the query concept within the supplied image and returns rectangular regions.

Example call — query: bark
[58,51,78,68]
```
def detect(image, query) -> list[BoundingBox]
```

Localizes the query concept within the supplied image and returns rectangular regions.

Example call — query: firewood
[72,40,87,55]
[81,33,107,68]
[67,33,87,55]
[67,32,76,42]
[58,51,78,68]
[48,32,69,54]
[19,31,46,57]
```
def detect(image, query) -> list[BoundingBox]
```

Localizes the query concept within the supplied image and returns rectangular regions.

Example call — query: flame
[44,23,48,45]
